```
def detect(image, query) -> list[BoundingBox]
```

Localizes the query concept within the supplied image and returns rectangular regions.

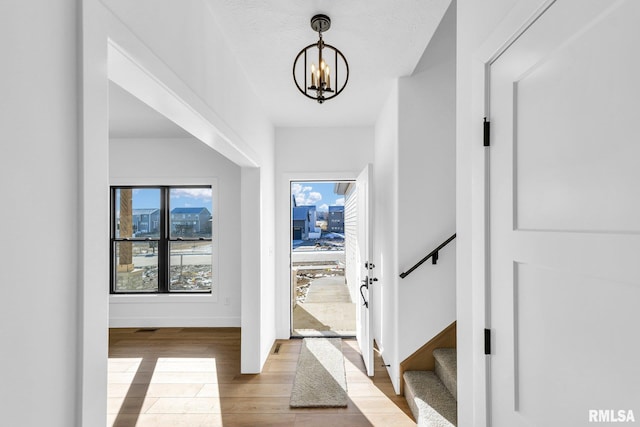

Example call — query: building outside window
[327,205,345,233]
[110,186,213,294]
[171,207,212,235]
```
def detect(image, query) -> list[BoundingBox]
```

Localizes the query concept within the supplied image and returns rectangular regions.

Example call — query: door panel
[513,2,640,232]
[356,164,374,376]
[344,183,358,304]
[489,1,640,425]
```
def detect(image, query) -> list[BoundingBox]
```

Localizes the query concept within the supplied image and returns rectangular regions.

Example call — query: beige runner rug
[289,337,348,407]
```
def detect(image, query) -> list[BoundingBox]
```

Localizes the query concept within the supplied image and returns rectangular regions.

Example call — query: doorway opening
[290,180,356,337]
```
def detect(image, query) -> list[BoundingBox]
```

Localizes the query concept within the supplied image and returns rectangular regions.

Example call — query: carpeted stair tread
[404,370,457,427]
[433,348,457,400]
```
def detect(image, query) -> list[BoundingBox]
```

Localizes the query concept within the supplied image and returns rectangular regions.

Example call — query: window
[110,186,213,294]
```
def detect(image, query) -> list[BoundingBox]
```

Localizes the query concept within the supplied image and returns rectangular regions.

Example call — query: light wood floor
[108,328,415,426]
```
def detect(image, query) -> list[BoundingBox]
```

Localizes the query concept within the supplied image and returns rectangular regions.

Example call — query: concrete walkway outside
[292,276,356,337]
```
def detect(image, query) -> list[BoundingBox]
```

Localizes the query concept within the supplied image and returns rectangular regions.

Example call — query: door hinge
[483,117,490,147]
[484,328,491,355]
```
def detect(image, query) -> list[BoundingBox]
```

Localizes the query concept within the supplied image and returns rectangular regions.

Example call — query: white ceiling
[109,0,451,136]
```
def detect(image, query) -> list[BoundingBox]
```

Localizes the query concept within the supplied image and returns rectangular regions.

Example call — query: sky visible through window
[291,181,345,211]
[169,188,212,210]
[115,188,212,215]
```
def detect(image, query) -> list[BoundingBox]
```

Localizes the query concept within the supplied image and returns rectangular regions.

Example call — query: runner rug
[289,337,348,407]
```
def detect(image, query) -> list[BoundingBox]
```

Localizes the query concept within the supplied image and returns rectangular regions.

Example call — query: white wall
[373,83,400,390]
[274,127,374,338]
[372,2,457,394]
[0,1,86,426]
[97,0,276,374]
[456,0,546,425]
[397,0,457,364]
[109,138,241,327]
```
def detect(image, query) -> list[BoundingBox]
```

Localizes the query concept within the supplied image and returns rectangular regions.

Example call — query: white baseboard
[109,316,240,328]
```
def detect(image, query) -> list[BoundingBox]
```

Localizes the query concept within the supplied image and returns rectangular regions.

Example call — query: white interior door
[488,1,640,425]
[355,164,374,376]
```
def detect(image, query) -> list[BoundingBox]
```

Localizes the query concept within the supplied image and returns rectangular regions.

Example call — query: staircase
[404,348,457,426]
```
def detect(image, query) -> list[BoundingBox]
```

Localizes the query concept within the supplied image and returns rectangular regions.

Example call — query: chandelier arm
[334,48,337,92]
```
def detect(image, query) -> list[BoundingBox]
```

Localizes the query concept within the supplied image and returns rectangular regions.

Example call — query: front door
[355,164,375,376]
[488,1,640,425]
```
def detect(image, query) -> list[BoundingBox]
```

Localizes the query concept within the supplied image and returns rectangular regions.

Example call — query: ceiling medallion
[292,14,349,104]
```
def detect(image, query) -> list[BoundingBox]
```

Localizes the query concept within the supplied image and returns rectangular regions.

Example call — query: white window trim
[109,176,219,302]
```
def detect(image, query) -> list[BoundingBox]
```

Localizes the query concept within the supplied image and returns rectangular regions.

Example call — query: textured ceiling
[108,0,451,136]
[207,0,452,127]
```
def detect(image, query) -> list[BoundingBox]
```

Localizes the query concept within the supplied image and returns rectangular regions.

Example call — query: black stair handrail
[399,233,456,279]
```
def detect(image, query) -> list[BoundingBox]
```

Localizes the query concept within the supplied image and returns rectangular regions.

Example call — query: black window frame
[110,185,213,294]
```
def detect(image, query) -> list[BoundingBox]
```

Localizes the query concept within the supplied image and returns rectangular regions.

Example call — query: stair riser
[433,348,457,401]
[435,358,457,401]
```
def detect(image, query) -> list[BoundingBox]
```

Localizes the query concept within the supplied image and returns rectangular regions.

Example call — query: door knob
[360,276,369,308]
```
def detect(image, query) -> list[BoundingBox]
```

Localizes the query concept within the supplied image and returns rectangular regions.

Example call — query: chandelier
[293,14,349,104]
